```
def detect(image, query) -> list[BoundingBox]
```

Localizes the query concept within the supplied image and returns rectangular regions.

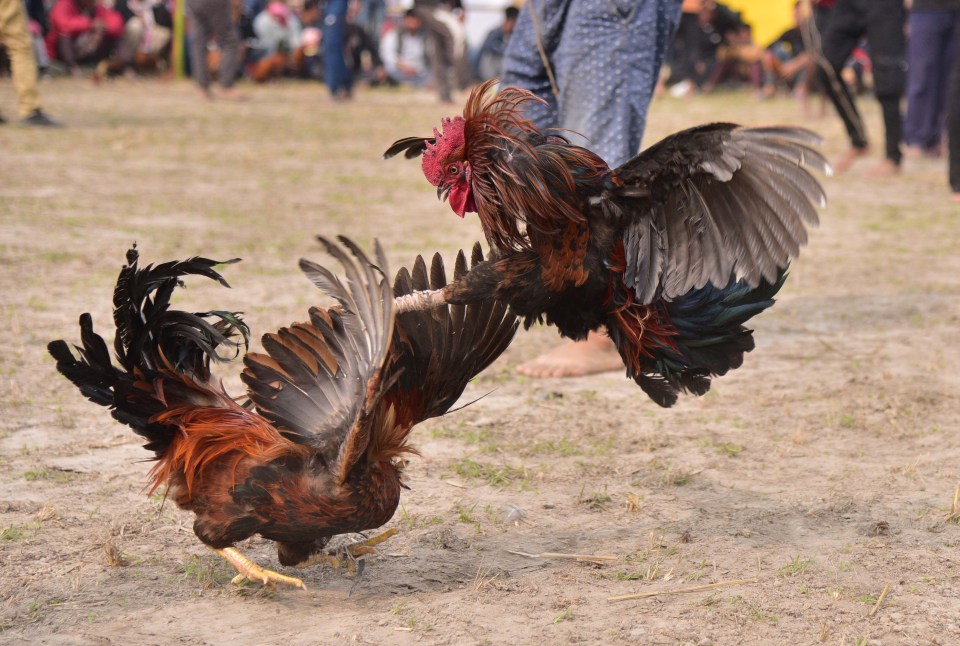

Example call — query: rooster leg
[394,289,447,313]
[294,528,399,572]
[214,547,307,590]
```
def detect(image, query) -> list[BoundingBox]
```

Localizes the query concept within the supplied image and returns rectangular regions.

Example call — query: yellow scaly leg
[214,547,307,590]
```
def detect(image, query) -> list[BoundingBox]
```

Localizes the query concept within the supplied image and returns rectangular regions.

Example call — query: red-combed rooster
[385,79,829,406]
[48,238,517,590]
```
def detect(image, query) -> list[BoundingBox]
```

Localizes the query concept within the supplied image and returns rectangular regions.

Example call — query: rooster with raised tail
[49,238,517,590]
[386,79,830,406]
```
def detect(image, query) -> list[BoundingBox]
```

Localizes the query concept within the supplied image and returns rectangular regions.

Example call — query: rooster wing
[602,123,830,303]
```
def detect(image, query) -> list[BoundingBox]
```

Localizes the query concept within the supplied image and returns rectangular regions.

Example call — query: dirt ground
[1,79,958,646]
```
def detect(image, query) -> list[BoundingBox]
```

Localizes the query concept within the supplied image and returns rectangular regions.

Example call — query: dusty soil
[1,80,958,646]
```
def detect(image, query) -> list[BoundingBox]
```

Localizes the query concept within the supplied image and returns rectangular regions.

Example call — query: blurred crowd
[1,0,958,196]
[0,0,521,97]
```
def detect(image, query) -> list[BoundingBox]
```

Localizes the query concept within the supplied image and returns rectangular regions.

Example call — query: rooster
[48,238,517,589]
[385,79,829,406]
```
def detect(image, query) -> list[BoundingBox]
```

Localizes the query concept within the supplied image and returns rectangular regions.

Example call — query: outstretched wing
[359,244,520,467]
[241,237,395,476]
[604,124,829,303]
[383,136,435,160]
[396,243,519,416]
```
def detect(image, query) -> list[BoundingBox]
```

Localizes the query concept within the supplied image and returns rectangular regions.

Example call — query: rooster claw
[215,547,307,590]
[294,527,398,577]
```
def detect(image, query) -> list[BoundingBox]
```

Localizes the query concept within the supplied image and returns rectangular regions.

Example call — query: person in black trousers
[817,0,906,175]
[949,10,960,200]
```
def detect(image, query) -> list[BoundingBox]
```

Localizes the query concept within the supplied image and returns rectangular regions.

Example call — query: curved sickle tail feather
[48,247,249,457]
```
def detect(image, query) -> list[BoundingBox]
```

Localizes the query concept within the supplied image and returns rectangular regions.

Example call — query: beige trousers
[0,0,41,117]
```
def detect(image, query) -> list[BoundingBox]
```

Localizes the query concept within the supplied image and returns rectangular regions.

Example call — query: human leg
[864,0,906,167]
[948,14,960,195]
[323,0,352,97]
[416,6,454,102]
[185,0,213,91]
[0,0,40,118]
[210,0,240,89]
[818,0,868,169]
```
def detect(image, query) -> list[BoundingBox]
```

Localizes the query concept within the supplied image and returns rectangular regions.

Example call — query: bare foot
[834,146,870,174]
[516,332,622,378]
[952,192,960,203]
[863,158,901,178]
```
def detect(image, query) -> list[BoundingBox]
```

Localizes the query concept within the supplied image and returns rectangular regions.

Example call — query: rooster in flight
[386,79,829,406]
[49,238,517,589]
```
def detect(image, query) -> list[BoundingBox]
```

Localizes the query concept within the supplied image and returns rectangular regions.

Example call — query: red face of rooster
[421,116,477,218]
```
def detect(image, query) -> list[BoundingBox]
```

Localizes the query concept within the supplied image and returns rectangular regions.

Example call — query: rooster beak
[437,184,451,203]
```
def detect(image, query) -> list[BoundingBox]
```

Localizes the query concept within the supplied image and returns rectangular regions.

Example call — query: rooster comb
[422,116,467,187]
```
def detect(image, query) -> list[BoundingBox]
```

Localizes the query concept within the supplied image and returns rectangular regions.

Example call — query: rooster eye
[448,165,459,175]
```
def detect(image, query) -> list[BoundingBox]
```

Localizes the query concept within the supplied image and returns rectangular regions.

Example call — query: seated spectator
[697,0,761,94]
[297,0,324,81]
[473,5,517,81]
[379,9,429,88]
[253,1,301,58]
[114,0,174,74]
[761,1,810,99]
[45,0,125,77]
[248,0,303,81]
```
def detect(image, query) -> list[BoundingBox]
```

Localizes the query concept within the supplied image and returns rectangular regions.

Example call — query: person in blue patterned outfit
[324,0,352,100]
[502,0,683,378]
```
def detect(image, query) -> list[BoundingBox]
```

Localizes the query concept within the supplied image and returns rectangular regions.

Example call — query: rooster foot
[215,547,306,590]
[296,527,398,574]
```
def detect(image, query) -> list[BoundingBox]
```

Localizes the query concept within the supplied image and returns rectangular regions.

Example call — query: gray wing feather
[613,124,829,302]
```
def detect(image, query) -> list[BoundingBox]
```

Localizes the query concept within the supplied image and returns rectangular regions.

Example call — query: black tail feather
[629,269,786,407]
[49,247,248,455]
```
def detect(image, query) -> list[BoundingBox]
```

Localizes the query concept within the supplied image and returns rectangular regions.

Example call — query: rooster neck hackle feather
[459,81,609,252]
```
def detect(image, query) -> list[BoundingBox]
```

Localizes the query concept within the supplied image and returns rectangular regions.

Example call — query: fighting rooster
[385,79,829,406]
[49,238,517,589]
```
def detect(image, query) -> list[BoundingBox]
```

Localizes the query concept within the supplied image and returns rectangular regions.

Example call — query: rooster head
[421,116,476,218]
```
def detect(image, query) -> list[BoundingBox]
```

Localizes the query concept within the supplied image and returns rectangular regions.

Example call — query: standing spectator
[502,0,682,378]
[665,0,702,94]
[949,11,960,200]
[817,0,907,175]
[0,0,61,125]
[414,0,467,103]
[358,0,385,51]
[474,5,518,82]
[45,0,125,76]
[903,0,960,158]
[185,0,243,99]
[324,0,352,99]
[380,9,430,88]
